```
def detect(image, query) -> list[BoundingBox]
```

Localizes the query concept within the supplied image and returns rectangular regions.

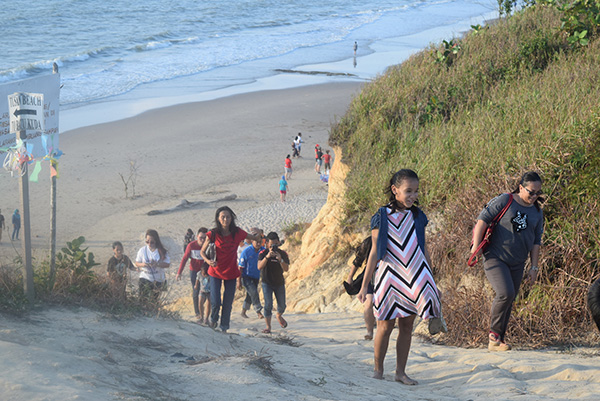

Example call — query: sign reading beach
[0,74,60,158]
[8,92,45,136]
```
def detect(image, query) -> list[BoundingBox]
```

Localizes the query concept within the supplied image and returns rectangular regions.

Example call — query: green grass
[331,4,600,347]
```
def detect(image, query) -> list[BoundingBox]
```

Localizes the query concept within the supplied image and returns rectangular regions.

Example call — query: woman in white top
[135,229,171,300]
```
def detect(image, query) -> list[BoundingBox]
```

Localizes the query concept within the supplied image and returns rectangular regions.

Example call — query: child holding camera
[258,232,289,333]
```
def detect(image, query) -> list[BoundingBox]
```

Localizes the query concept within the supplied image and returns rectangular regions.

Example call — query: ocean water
[1,0,497,128]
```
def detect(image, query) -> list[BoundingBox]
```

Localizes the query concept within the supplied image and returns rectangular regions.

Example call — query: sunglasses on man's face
[523,187,543,196]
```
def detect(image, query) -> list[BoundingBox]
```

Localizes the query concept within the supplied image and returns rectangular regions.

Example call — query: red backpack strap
[467,193,513,267]
[492,193,513,224]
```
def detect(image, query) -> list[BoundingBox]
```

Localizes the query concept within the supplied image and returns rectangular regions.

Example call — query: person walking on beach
[284,154,293,180]
[323,149,332,174]
[239,228,265,320]
[294,133,304,156]
[354,41,358,55]
[258,232,290,334]
[107,241,136,299]
[345,236,376,340]
[358,169,443,384]
[0,209,5,242]
[314,145,323,174]
[200,206,263,332]
[183,228,194,253]
[279,175,289,202]
[177,227,209,321]
[11,209,20,241]
[471,171,544,351]
[135,229,171,301]
[291,142,299,158]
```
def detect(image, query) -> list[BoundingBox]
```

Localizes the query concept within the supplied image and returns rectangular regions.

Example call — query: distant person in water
[354,41,358,55]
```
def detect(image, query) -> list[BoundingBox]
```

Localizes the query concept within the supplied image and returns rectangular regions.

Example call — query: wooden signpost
[2,73,60,304]
[8,92,44,304]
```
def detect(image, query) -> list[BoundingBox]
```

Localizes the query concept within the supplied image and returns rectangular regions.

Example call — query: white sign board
[0,74,60,158]
[9,92,45,134]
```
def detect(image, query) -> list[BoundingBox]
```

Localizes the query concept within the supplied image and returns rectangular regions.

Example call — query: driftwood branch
[147,194,237,215]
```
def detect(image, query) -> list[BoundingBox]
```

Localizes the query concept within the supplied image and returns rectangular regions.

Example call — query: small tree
[119,159,140,199]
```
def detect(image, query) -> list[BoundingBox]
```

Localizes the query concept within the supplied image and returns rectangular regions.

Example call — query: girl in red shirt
[201,206,262,332]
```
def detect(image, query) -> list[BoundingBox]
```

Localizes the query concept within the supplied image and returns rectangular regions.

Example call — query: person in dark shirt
[107,241,136,298]
[258,232,289,333]
[345,236,375,340]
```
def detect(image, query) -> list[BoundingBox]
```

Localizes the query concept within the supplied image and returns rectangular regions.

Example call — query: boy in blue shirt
[238,229,265,319]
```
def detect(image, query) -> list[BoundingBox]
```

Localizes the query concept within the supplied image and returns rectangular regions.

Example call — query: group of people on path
[0,209,21,243]
[177,206,290,333]
[106,206,291,335]
[344,169,544,384]
[281,133,334,202]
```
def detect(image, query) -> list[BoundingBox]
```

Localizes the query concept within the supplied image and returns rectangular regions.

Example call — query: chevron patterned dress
[373,208,441,321]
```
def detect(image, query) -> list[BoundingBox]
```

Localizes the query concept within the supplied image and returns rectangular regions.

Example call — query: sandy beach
[2,81,600,400]
[0,82,361,266]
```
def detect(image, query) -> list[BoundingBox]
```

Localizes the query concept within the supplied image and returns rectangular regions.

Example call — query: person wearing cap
[314,145,323,174]
[258,232,290,333]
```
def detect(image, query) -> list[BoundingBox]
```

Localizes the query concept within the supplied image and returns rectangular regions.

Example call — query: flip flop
[262,328,271,334]
[277,315,288,328]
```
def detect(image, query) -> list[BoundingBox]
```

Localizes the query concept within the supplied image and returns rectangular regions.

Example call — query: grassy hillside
[331,4,600,347]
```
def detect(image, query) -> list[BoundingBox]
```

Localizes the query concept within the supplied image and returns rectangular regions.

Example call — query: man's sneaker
[488,332,511,351]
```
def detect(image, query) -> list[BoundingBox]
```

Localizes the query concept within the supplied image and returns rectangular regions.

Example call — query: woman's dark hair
[212,206,238,237]
[512,171,544,210]
[112,241,123,249]
[146,229,167,260]
[385,169,420,213]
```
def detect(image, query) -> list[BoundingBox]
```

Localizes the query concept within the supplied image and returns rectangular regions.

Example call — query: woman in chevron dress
[358,169,442,385]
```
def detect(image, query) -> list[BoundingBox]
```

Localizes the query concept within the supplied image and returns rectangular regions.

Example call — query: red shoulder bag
[467,194,513,267]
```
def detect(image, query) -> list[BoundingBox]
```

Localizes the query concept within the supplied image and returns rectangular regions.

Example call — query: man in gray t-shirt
[478,193,544,266]
[472,172,545,352]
